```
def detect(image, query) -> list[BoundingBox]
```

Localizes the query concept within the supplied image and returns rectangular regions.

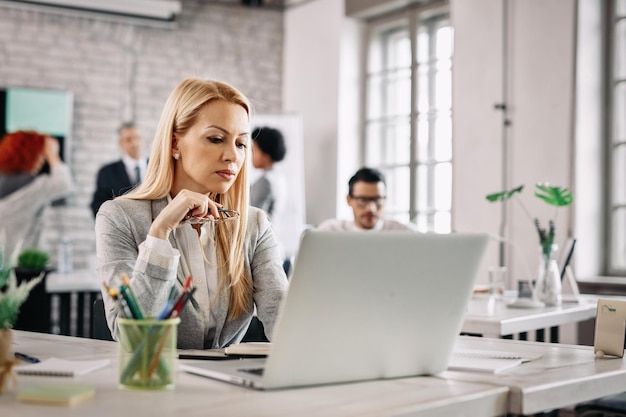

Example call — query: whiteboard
[250,113,307,258]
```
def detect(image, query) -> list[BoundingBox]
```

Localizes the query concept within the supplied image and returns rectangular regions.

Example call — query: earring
[173,153,180,160]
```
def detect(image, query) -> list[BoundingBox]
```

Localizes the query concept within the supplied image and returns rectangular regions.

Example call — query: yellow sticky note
[17,384,95,406]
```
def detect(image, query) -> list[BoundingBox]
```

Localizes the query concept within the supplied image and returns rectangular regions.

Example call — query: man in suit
[90,122,147,217]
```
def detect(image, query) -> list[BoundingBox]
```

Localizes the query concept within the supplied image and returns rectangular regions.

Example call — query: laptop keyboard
[240,367,265,376]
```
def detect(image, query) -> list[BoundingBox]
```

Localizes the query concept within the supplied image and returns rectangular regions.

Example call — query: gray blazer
[95,197,289,349]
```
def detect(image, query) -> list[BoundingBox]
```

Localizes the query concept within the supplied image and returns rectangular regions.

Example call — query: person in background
[0,131,74,257]
[250,126,287,217]
[95,77,289,349]
[317,167,416,232]
[250,126,288,264]
[90,122,147,217]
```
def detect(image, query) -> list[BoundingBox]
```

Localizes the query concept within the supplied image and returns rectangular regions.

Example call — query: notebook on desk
[180,231,489,390]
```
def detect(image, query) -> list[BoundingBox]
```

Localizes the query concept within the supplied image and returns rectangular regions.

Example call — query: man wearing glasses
[317,167,416,232]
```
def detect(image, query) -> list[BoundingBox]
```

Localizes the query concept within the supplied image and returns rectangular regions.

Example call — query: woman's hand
[149,189,222,240]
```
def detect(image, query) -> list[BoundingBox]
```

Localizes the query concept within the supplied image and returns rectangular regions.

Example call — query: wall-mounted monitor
[0,86,73,166]
[0,86,73,206]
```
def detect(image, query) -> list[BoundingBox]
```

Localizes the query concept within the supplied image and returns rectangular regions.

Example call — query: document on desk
[447,355,523,373]
[447,349,542,373]
[15,358,110,377]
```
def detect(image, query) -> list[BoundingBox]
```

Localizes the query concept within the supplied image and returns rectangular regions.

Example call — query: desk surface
[5,331,508,417]
[461,295,598,337]
[447,336,626,415]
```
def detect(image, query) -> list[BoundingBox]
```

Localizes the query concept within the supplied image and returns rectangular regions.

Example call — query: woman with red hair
[0,130,73,258]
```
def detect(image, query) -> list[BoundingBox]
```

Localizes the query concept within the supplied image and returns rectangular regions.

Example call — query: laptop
[180,231,488,390]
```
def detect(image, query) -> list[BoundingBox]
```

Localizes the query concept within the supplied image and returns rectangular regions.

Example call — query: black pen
[560,238,577,281]
[14,352,41,363]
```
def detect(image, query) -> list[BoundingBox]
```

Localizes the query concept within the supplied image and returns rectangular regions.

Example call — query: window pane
[615,81,626,142]
[436,26,453,59]
[366,120,411,165]
[415,213,428,232]
[613,144,626,205]
[434,162,452,210]
[615,19,626,79]
[434,211,451,233]
[365,121,383,166]
[388,121,411,164]
[417,29,428,64]
[417,114,430,163]
[385,69,411,117]
[384,166,410,214]
[367,75,383,119]
[611,207,626,270]
[417,65,430,114]
[434,112,452,161]
[417,164,428,211]
[435,65,452,110]
[386,30,411,69]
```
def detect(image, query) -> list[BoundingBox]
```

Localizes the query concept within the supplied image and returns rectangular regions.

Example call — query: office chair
[91,298,114,341]
[241,316,269,343]
[575,392,626,417]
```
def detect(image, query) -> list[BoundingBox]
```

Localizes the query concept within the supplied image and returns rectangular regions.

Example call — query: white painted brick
[0,0,283,268]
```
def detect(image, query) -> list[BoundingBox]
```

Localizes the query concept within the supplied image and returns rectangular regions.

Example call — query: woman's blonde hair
[123,77,252,318]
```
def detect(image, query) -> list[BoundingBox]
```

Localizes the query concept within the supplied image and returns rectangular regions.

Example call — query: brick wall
[0,0,283,271]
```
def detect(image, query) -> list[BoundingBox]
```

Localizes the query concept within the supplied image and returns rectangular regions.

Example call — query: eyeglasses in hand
[180,208,240,225]
[350,195,386,208]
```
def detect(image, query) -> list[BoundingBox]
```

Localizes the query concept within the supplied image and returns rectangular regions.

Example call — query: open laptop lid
[258,231,488,389]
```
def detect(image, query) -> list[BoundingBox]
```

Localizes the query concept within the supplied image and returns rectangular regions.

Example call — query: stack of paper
[447,349,541,373]
[15,358,110,377]
[224,342,271,356]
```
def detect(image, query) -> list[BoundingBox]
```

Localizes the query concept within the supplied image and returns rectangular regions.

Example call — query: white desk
[461,295,598,339]
[4,331,509,417]
[445,336,626,415]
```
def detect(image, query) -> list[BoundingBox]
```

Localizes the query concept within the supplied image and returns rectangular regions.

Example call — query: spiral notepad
[15,358,110,377]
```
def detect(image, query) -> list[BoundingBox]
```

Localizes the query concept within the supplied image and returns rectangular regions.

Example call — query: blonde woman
[96,78,289,349]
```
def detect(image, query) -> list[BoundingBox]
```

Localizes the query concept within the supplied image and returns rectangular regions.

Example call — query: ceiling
[210,0,317,11]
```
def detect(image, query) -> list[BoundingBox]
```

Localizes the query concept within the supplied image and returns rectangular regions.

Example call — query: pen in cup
[15,352,41,363]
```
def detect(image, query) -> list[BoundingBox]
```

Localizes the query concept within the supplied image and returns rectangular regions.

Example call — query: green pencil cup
[118,317,180,390]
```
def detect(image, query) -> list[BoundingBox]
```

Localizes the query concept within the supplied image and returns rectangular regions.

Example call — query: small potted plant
[15,248,50,280]
[12,248,52,334]
[486,183,573,305]
[0,246,43,393]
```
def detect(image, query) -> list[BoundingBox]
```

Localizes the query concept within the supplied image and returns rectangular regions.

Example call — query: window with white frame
[608,0,626,274]
[364,6,452,233]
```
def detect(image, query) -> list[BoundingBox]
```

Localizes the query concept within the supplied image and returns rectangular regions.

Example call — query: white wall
[452,0,577,289]
[575,0,604,279]
[283,0,343,227]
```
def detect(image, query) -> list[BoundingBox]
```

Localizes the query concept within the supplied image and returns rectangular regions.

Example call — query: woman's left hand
[148,189,221,240]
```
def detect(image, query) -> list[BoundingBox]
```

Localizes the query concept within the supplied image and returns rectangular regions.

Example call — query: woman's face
[172,100,249,195]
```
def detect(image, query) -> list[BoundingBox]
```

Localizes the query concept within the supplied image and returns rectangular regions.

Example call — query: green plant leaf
[17,248,49,270]
[486,185,524,202]
[534,183,573,207]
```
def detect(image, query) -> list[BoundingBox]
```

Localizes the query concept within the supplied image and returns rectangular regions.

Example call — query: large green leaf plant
[486,183,573,259]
